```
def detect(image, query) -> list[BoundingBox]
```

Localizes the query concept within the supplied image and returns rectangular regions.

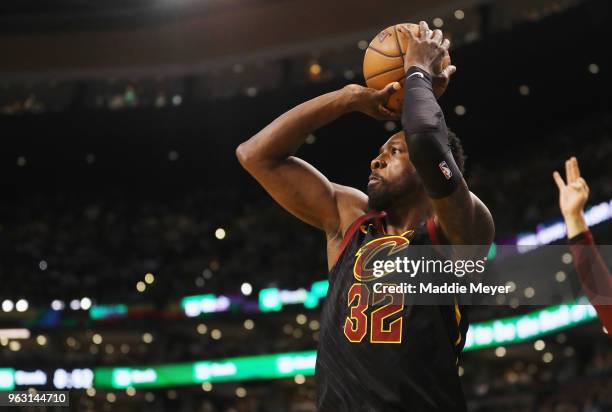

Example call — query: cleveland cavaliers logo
[353,231,414,282]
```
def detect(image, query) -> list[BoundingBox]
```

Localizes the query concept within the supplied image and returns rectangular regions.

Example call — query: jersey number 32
[343,283,405,343]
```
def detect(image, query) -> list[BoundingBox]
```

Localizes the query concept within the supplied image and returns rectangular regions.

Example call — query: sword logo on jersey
[353,231,415,282]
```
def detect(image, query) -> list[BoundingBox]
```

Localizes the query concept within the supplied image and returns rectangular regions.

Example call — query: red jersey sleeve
[568,230,612,332]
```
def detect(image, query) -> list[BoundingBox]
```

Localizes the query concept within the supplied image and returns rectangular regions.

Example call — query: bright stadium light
[240,283,252,296]
[215,228,226,240]
[2,300,14,312]
[0,329,31,339]
[534,340,546,351]
[9,341,21,352]
[243,319,254,330]
[80,298,92,310]
[15,299,28,312]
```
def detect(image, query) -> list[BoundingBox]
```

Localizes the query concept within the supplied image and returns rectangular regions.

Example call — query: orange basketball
[363,23,449,111]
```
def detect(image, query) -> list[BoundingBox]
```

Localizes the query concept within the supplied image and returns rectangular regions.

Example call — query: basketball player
[554,157,612,331]
[237,21,494,411]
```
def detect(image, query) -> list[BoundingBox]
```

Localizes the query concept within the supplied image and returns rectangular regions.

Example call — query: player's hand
[344,82,401,120]
[553,157,590,217]
[432,52,456,99]
[553,157,590,238]
[400,21,450,76]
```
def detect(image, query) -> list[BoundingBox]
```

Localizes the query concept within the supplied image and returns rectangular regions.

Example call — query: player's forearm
[236,87,354,168]
[400,67,462,199]
[401,67,492,245]
[568,231,612,329]
[564,211,589,239]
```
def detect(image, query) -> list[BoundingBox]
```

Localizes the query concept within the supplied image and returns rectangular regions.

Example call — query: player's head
[367,130,465,211]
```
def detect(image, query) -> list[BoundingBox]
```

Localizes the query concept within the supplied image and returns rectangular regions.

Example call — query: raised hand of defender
[553,157,590,219]
[344,82,402,120]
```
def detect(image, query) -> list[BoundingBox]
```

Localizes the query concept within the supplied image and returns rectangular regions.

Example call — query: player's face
[367,131,422,211]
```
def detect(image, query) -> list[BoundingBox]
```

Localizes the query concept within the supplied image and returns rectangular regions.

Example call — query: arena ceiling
[0,0,469,77]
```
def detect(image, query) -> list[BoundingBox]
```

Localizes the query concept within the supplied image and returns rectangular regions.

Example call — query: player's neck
[382,196,431,235]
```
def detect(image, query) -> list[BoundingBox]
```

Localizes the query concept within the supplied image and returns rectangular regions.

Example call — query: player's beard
[367,173,417,211]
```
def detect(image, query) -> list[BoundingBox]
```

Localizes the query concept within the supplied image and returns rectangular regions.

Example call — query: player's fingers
[403,25,416,40]
[571,156,581,178]
[378,82,401,100]
[576,177,589,193]
[553,171,566,190]
[442,65,457,78]
[432,29,443,44]
[387,81,401,93]
[419,21,431,39]
[565,159,575,183]
[378,104,400,120]
[441,38,451,51]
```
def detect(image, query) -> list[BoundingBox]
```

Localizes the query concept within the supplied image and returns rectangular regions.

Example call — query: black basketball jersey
[315,210,469,412]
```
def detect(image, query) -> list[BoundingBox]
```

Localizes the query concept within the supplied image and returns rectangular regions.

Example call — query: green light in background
[259,281,330,311]
[487,242,497,260]
[259,288,282,312]
[310,280,329,300]
[97,364,194,389]
[89,304,128,320]
[464,297,597,351]
[93,300,599,389]
[0,368,15,390]
[95,351,317,389]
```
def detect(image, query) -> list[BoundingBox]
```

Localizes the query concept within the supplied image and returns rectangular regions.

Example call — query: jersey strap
[334,210,383,265]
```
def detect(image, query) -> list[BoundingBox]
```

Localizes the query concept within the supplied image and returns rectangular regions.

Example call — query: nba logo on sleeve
[438,161,453,180]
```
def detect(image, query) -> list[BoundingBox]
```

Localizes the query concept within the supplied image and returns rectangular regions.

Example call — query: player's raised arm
[236,82,400,237]
[554,157,612,330]
[399,21,494,247]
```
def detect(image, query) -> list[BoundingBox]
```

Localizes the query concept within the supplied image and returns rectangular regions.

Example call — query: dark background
[0,0,611,410]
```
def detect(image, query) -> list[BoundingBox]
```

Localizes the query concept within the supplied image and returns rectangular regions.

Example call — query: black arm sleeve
[401,66,462,199]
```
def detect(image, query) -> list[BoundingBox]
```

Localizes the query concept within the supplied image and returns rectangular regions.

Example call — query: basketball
[363,23,449,111]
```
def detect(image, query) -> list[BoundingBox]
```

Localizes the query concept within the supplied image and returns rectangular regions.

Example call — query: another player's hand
[553,157,590,237]
[344,82,401,120]
[400,21,451,77]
